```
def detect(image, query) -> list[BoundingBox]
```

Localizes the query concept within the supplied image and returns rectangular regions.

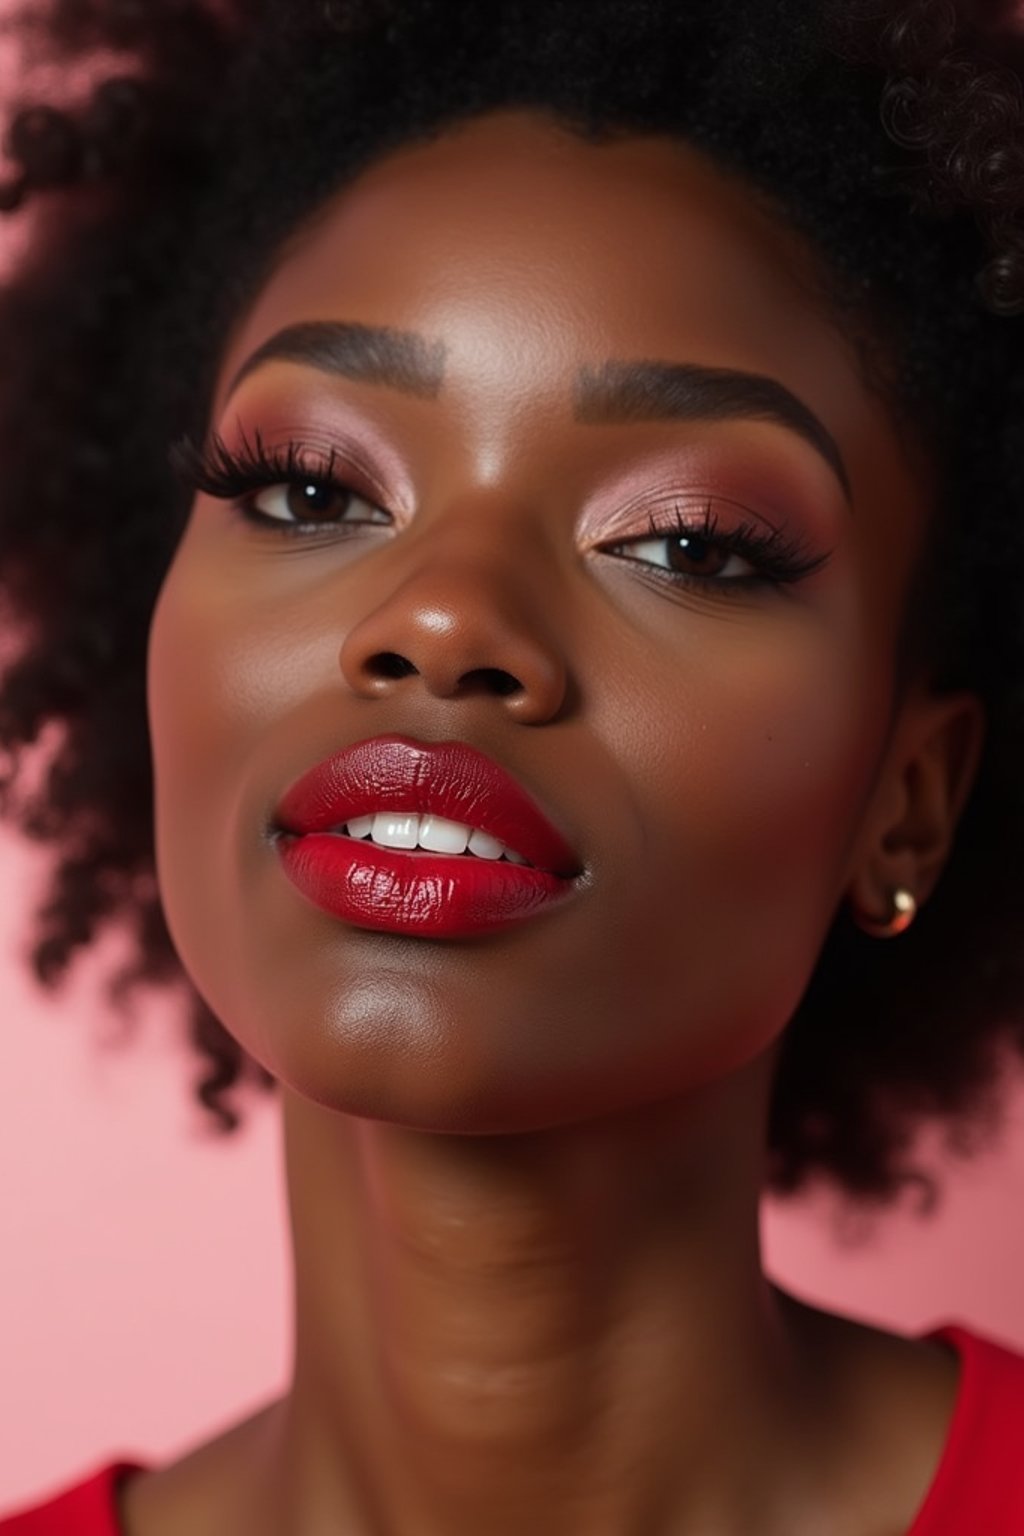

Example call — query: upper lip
[273,735,582,878]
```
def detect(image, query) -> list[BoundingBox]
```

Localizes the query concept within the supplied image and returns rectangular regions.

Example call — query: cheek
[145,528,317,1029]
[148,515,342,788]
[148,539,259,850]
[703,657,879,931]
[585,599,891,1082]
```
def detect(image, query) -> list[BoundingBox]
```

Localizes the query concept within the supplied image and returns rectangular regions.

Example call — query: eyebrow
[575,361,851,501]
[224,320,446,401]
[226,320,850,502]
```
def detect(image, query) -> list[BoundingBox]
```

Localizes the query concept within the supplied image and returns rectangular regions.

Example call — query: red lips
[274,734,580,876]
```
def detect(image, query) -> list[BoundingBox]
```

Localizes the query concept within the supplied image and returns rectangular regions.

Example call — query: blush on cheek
[640,634,884,1022]
[710,661,885,940]
[146,554,240,981]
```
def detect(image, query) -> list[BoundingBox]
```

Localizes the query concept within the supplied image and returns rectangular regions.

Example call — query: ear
[846,687,987,933]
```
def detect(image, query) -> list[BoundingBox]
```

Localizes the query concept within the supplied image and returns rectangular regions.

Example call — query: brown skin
[127,111,984,1534]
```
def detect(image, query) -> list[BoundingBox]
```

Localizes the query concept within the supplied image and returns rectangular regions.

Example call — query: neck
[263,1058,831,1535]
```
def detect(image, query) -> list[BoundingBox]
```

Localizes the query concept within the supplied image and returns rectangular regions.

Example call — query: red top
[2,1323,1023,1533]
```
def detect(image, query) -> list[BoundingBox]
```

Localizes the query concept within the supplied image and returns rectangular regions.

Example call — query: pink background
[1,817,1023,1509]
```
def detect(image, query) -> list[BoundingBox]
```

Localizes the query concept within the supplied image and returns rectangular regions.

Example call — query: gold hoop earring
[855,887,917,938]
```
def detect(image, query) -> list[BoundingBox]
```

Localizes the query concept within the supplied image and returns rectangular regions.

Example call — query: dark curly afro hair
[1,0,1023,1212]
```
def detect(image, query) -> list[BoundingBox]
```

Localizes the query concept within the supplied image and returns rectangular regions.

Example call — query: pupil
[289,482,336,517]
[670,533,718,574]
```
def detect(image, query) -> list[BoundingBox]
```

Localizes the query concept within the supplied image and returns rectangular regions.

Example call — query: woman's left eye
[594,502,826,596]
[603,527,756,584]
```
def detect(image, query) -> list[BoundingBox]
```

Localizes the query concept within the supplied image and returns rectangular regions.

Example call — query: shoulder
[774,1291,1024,1535]
[0,1399,280,1536]
[0,1463,149,1536]
[905,1321,1024,1533]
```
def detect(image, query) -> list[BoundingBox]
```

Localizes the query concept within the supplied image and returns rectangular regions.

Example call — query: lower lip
[276,833,576,938]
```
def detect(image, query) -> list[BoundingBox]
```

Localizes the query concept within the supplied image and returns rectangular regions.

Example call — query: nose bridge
[336,495,571,721]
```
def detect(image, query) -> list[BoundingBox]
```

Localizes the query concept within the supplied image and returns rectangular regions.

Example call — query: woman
[1,0,1024,1530]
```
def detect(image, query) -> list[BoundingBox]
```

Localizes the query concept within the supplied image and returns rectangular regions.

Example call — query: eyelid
[209,409,415,515]
[199,423,821,556]
[575,430,848,543]
[581,486,783,548]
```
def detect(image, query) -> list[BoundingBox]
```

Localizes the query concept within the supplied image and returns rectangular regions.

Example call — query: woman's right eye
[168,430,395,537]
[241,477,392,531]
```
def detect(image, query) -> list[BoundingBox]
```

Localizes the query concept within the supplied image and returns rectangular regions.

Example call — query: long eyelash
[636,501,830,593]
[168,425,341,503]
[169,432,829,591]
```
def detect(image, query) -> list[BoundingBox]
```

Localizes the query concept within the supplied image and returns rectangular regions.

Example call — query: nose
[337,534,570,725]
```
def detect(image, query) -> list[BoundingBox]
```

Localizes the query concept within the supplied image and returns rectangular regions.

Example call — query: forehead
[215,111,865,418]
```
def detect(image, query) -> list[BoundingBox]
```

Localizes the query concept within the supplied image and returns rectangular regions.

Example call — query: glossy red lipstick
[272,735,582,938]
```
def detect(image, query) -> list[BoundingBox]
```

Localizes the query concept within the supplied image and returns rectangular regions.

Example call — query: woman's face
[147,110,930,1133]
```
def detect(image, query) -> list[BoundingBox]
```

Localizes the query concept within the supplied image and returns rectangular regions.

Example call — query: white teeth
[418,814,470,855]
[371,811,419,849]
[338,810,532,866]
[466,827,504,861]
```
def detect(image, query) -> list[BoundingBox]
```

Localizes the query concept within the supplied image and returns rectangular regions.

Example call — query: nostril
[365,654,523,695]
[473,668,521,697]
[370,652,418,680]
